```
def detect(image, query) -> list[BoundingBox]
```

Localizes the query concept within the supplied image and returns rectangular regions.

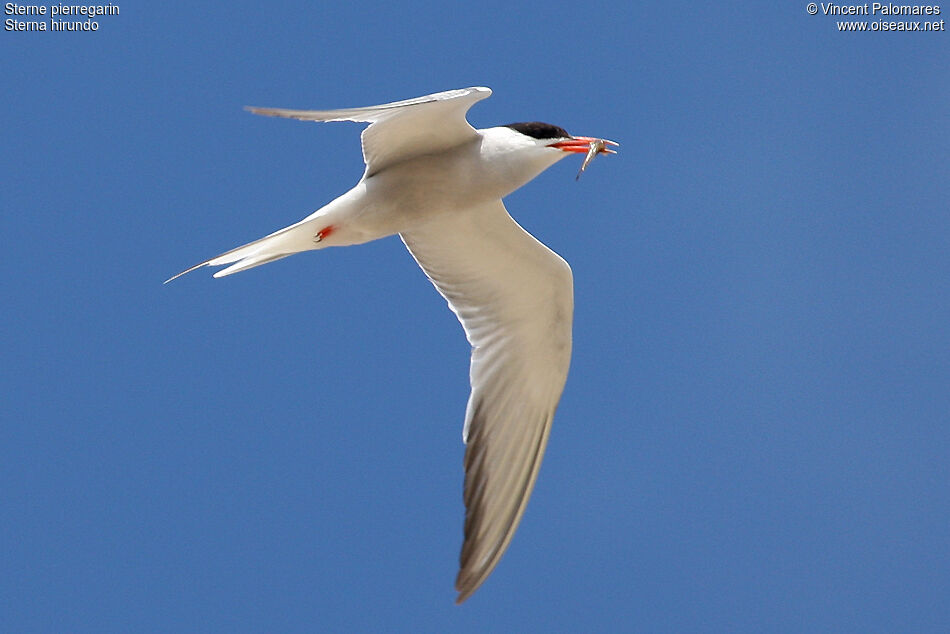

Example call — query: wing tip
[467,86,492,100]
[245,105,279,118]
[454,587,476,605]
[452,547,503,606]
[454,556,500,604]
[454,569,485,605]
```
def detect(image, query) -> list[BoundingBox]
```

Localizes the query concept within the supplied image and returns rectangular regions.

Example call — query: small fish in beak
[550,136,620,179]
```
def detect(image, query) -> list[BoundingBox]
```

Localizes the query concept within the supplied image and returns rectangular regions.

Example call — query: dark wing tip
[244,105,280,118]
[455,586,477,605]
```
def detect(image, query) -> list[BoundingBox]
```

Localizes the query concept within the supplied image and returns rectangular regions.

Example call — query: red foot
[316,225,336,242]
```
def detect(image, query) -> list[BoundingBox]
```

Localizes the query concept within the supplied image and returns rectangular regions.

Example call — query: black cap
[504,122,570,140]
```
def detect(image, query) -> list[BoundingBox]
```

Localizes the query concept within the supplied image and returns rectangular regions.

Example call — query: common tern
[167,87,617,603]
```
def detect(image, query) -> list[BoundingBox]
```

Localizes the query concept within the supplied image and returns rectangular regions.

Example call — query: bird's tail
[165,216,323,283]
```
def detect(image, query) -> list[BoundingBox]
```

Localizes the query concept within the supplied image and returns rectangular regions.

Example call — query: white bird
[167,87,617,603]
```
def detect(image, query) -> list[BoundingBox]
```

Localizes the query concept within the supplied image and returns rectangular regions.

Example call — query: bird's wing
[399,199,573,604]
[246,87,492,176]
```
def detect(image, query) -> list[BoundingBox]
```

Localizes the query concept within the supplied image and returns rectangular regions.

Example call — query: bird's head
[502,122,619,180]
[476,122,618,198]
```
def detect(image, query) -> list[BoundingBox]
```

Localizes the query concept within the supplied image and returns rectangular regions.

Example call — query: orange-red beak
[550,136,620,154]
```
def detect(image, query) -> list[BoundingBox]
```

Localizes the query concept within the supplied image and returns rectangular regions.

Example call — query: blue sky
[3,1,948,631]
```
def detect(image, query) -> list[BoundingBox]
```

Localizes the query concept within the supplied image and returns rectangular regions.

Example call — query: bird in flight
[167,87,617,603]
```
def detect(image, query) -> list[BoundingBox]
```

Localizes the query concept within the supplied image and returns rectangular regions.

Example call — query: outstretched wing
[400,199,574,603]
[247,87,492,176]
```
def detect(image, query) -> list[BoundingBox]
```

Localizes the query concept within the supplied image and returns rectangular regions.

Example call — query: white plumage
[167,87,616,603]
